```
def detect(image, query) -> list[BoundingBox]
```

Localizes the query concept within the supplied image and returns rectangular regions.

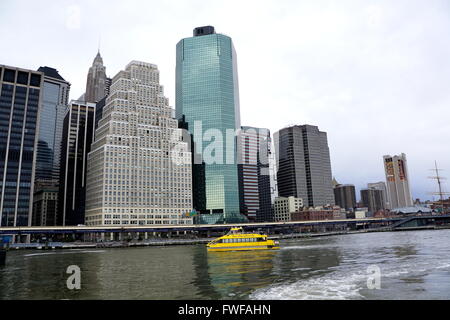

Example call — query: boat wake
[24,250,106,257]
[250,259,450,300]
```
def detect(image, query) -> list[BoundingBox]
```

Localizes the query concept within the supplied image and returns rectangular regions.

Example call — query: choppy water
[1,230,450,300]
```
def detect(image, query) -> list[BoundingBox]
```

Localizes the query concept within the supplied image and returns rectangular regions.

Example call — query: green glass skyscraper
[176,26,242,221]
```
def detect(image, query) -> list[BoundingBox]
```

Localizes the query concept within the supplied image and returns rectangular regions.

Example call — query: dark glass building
[274,125,335,208]
[32,67,70,226]
[0,65,43,227]
[361,188,385,215]
[32,188,58,226]
[238,126,274,222]
[58,101,96,226]
[34,67,70,184]
[94,96,107,131]
[176,26,242,222]
[333,184,357,211]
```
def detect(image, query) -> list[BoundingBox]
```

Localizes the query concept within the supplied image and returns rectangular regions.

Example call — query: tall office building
[383,153,413,209]
[361,188,385,215]
[368,181,389,209]
[0,65,43,227]
[58,101,96,226]
[333,184,356,211]
[238,126,274,222]
[176,26,242,220]
[32,67,70,226]
[32,189,58,226]
[274,125,335,208]
[85,61,192,226]
[85,51,111,103]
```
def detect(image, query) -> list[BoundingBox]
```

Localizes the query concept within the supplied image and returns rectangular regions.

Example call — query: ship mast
[428,161,449,213]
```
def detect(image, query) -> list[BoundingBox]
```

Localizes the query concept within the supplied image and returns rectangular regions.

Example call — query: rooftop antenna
[428,161,449,213]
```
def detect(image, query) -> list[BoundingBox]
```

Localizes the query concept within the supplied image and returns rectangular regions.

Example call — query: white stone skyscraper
[85,61,193,226]
[383,153,413,209]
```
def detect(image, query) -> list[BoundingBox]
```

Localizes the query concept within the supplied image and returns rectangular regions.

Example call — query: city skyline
[2,1,450,305]
[1,0,450,201]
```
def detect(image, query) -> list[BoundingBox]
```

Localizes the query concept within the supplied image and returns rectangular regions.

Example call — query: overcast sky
[1,0,449,201]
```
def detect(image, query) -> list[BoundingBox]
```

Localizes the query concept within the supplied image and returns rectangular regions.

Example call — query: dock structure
[0,215,449,245]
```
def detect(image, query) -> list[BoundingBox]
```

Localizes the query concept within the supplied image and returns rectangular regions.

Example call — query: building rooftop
[193,26,215,37]
[37,66,66,81]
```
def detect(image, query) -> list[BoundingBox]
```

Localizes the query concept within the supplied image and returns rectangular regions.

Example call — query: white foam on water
[250,271,366,300]
[281,244,337,251]
[24,250,105,257]
[24,252,56,257]
[291,267,311,272]
[251,257,450,300]
[435,263,450,270]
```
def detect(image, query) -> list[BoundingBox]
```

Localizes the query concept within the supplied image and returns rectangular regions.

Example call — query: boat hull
[207,245,280,252]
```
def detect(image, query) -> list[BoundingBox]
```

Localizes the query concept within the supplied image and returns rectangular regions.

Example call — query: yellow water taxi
[207,227,279,252]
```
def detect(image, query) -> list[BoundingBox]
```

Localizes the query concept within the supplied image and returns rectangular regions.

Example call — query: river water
[1,229,450,300]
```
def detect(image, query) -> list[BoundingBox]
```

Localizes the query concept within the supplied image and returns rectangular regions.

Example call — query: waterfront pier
[0,214,449,247]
